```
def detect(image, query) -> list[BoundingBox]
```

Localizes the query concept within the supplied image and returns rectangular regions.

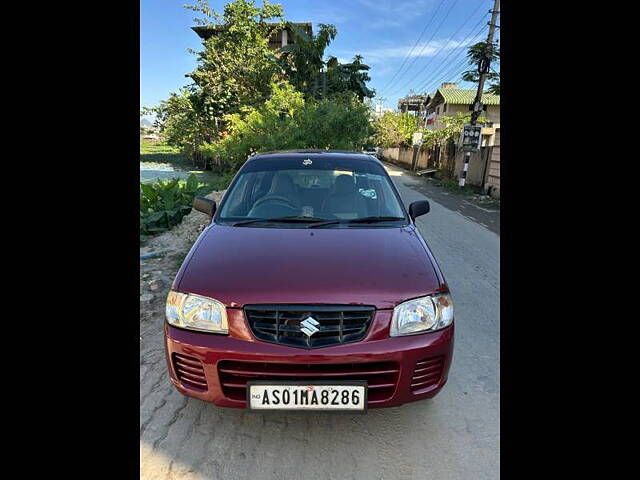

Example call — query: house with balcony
[421,83,500,195]
[397,93,431,118]
[192,22,313,51]
[424,83,500,130]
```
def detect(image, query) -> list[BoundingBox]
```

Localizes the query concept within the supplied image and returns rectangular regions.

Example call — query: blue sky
[141,0,497,113]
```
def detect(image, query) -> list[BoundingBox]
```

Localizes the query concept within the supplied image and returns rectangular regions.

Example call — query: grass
[140,140,191,168]
[140,140,234,193]
[427,176,500,209]
[429,176,482,195]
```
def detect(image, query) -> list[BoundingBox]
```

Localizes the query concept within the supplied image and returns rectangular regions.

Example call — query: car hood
[176,224,442,309]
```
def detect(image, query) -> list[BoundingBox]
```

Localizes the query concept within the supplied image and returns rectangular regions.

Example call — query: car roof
[248,150,379,163]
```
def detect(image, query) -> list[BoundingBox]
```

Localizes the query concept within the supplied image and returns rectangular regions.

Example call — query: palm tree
[461,41,500,95]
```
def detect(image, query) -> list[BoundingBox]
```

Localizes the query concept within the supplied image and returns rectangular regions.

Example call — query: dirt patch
[139,191,225,325]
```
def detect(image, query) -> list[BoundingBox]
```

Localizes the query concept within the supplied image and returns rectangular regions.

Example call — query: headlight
[390,293,454,337]
[165,291,228,334]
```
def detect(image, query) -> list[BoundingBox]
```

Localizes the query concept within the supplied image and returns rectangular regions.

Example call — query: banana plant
[140,174,209,238]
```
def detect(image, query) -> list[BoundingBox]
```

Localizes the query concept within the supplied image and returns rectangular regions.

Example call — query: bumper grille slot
[172,353,208,392]
[218,360,399,403]
[245,305,375,349]
[411,356,444,393]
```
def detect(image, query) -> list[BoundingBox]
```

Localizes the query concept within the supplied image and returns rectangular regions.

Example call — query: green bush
[372,111,423,148]
[140,174,209,238]
[198,80,372,171]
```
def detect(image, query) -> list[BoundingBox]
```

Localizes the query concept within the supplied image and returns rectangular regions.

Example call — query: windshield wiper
[307,216,406,228]
[346,216,406,224]
[232,216,332,226]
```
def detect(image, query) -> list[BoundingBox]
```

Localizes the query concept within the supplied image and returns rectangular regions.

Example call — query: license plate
[247,381,367,412]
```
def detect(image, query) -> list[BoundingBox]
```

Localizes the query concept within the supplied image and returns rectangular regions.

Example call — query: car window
[217,160,407,226]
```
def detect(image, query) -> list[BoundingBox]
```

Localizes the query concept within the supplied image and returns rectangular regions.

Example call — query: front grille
[411,356,444,393]
[218,360,399,403]
[172,353,208,392]
[244,305,375,349]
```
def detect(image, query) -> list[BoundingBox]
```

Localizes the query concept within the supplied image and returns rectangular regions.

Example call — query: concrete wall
[381,144,488,188]
[379,127,500,195]
[452,148,487,186]
[484,128,500,198]
[379,147,430,170]
[380,147,400,163]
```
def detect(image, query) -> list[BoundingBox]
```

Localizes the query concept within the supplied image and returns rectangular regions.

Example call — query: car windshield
[217,156,407,227]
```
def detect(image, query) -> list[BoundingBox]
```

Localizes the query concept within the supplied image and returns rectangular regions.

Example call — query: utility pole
[322,66,327,98]
[459,0,500,188]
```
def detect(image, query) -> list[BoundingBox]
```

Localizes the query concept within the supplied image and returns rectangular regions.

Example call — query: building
[415,83,501,194]
[424,83,500,129]
[192,22,313,50]
[397,94,431,118]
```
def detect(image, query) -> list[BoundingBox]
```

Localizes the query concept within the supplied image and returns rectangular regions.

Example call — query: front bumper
[164,309,454,409]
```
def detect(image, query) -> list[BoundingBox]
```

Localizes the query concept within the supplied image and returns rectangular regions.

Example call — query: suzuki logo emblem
[300,316,320,337]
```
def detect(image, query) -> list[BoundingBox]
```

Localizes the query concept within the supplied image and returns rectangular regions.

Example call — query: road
[140,163,500,480]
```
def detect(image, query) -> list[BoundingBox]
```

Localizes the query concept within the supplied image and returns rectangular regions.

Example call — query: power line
[379,0,461,97]
[376,0,449,96]
[389,5,488,98]
[386,0,489,98]
[413,19,488,94]
[422,54,478,94]
[417,23,489,94]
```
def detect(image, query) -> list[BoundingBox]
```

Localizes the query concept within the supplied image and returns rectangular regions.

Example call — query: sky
[140,0,498,115]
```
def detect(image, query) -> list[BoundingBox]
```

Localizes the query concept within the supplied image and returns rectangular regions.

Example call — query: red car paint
[164,152,454,409]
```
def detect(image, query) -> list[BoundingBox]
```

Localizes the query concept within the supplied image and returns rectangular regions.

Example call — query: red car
[164,151,454,412]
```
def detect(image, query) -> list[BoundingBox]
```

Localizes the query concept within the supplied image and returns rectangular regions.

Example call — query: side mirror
[193,197,216,217]
[409,200,430,221]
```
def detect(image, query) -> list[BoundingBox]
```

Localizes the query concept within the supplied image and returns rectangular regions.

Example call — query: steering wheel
[251,195,298,212]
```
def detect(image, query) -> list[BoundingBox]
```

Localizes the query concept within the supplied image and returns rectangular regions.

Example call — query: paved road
[382,161,500,235]
[140,165,500,479]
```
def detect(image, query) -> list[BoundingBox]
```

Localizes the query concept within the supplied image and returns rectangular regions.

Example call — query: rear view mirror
[409,200,430,221]
[193,197,216,217]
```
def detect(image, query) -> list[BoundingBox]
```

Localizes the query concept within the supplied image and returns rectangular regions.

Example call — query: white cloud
[337,38,474,65]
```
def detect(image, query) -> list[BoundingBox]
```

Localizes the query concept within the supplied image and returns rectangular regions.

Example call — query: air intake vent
[218,360,399,404]
[245,305,374,349]
[172,353,208,392]
[411,356,444,393]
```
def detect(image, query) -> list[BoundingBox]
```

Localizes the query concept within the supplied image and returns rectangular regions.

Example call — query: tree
[461,41,500,95]
[145,0,285,165]
[271,23,374,101]
[146,0,375,170]
[142,89,216,165]
[326,55,375,101]
[200,81,372,169]
[185,0,285,118]
[372,111,422,148]
[271,23,335,97]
